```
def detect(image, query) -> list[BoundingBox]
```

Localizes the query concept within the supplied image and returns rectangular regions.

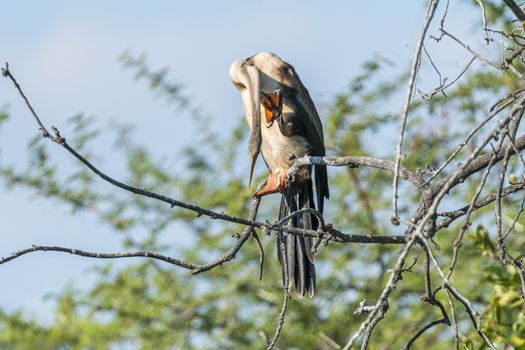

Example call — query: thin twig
[447,154,496,278]
[274,207,326,230]
[399,247,451,350]
[252,231,265,281]
[475,0,490,44]
[1,63,52,138]
[437,182,525,230]
[422,43,444,89]
[445,289,460,350]
[419,57,475,100]
[403,318,450,350]
[392,0,441,225]
[495,115,524,263]
[503,194,525,241]
[266,227,291,350]
[432,105,525,194]
[423,91,519,185]
[507,252,525,299]
[440,29,525,79]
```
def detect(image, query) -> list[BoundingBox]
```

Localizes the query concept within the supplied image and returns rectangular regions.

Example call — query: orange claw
[254,169,288,197]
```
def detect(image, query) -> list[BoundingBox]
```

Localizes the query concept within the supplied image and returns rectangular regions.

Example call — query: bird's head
[229,59,262,188]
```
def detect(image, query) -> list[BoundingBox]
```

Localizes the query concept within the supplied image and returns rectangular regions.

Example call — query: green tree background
[1,1,525,349]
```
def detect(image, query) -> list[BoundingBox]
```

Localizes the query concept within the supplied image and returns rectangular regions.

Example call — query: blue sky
[0,1,483,322]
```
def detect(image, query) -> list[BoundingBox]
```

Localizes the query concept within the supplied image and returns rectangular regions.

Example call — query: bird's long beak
[248,155,257,188]
[246,65,261,188]
[247,116,261,188]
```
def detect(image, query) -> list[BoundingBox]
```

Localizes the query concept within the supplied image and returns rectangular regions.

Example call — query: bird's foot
[254,169,288,197]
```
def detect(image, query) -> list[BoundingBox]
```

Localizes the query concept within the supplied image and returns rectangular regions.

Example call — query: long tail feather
[278,179,318,297]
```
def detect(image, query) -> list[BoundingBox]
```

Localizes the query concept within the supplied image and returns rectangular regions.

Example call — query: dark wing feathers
[284,64,330,213]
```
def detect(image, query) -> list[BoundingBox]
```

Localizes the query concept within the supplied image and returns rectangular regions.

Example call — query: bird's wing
[281,62,330,212]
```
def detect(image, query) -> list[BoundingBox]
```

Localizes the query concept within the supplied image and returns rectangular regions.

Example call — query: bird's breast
[260,120,311,176]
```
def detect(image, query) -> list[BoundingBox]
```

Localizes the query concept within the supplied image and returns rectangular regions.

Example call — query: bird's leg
[253,168,289,197]
[260,90,282,127]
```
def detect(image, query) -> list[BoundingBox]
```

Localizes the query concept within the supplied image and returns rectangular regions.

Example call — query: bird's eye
[235,82,245,89]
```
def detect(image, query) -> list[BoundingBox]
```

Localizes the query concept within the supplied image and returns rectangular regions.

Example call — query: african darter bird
[229,52,329,297]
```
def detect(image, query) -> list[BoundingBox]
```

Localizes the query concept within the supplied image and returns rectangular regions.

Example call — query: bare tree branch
[290,155,424,187]
[437,181,525,230]
[0,245,198,270]
[392,0,441,225]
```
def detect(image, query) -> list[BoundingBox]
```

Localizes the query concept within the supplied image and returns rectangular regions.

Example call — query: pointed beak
[248,155,257,188]
[242,64,262,189]
[247,106,261,188]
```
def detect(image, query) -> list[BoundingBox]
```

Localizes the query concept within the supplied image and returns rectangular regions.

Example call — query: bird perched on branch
[229,52,329,297]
